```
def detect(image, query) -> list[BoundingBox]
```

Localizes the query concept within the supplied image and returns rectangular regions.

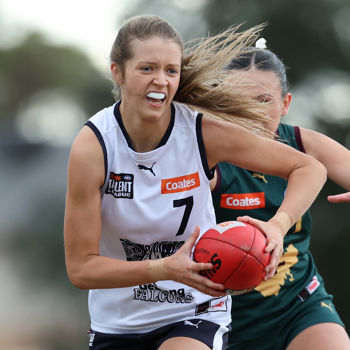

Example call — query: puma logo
[321,301,334,313]
[184,320,202,328]
[252,173,268,183]
[138,162,156,176]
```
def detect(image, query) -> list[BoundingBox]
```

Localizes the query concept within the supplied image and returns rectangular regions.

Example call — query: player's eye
[256,94,272,103]
[168,68,179,75]
[140,66,152,72]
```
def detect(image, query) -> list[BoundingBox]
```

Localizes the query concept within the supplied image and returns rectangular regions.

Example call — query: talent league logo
[161,172,200,194]
[220,192,265,210]
[105,172,134,199]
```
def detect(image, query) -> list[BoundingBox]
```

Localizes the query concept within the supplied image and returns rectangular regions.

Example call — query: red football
[193,221,271,295]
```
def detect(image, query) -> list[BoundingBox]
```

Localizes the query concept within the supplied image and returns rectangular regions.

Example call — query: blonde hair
[177,24,270,133]
[110,15,269,133]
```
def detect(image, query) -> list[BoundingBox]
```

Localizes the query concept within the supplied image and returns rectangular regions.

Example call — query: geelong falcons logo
[120,239,184,260]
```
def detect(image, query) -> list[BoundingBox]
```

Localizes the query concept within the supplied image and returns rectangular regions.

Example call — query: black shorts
[88,319,230,350]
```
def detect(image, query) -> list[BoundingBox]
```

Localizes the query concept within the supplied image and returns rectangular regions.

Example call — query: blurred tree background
[1,0,349,349]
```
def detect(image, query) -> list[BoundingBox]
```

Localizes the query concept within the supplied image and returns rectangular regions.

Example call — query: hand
[327,192,350,203]
[237,216,284,280]
[164,226,227,297]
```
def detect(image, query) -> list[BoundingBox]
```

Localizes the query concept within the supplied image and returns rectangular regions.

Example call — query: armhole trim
[196,113,213,180]
[85,120,108,188]
[211,165,222,193]
[293,126,306,153]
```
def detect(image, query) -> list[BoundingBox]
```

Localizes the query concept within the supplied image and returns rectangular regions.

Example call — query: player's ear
[281,93,292,116]
[111,63,123,85]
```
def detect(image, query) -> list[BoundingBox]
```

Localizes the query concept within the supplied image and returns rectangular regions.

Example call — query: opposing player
[64,16,326,350]
[211,42,350,349]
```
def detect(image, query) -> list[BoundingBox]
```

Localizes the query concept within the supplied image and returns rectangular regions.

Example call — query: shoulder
[65,126,105,201]
[201,115,255,166]
[70,126,104,167]
[88,103,118,134]
[298,126,336,156]
[172,102,199,120]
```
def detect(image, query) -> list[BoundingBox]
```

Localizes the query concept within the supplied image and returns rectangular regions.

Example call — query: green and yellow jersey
[212,123,342,347]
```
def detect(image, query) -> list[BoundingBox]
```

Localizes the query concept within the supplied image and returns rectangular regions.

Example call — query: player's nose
[153,72,168,86]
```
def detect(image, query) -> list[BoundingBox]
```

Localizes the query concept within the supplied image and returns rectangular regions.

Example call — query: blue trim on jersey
[158,103,175,147]
[85,120,108,185]
[114,101,133,149]
[196,113,213,180]
[113,101,175,151]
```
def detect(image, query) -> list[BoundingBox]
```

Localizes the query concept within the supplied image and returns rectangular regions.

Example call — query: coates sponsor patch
[195,296,228,315]
[161,172,200,194]
[220,192,265,210]
[105,172,134,199]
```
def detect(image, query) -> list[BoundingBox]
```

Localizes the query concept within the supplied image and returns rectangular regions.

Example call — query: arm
[300,127,350,190]
[327,192,350,203]
[203,117,327,277]
[299,127,350,204]
[204,118,326,225]
[64,126,225,296]
[64,126,151,289]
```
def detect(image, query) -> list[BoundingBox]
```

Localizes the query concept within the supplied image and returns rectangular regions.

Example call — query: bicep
[64,126,105,273]
[300,127,350,189]
[203,117,308,179]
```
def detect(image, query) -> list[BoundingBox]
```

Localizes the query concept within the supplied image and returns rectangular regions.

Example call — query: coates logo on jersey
[105,172,134,199]
[161,172,200,194]
[220,192,265,210]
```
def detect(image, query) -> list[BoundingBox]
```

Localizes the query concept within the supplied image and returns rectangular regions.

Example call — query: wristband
[269,211,292,236]
[148,259,167,281]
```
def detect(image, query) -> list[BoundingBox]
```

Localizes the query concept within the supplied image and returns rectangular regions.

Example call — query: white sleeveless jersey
[86,102,231,334]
